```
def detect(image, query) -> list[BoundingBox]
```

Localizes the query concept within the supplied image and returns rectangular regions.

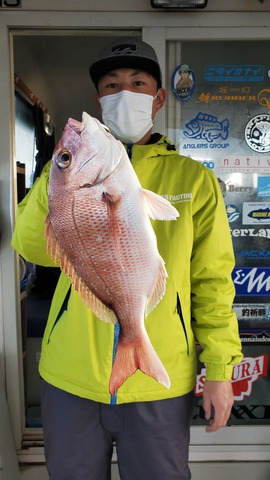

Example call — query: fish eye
[56,150,72,169]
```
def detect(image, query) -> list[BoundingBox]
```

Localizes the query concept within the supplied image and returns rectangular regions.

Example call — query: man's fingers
[203,381,234,433]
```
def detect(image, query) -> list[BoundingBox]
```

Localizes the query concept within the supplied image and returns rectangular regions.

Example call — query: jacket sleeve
[190,168,243,381]
[11,162,57,267]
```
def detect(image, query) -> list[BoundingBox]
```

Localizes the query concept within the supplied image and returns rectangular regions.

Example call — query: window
[167,40,270,426]
[15,92,37,189]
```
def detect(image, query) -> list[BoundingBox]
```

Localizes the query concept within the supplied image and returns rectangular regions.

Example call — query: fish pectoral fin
[142,188,179,221]
[109,334,171,396]
[103,190,122,206]
[103,190,125,270]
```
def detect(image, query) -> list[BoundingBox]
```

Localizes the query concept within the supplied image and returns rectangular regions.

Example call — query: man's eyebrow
[104,69,150,78]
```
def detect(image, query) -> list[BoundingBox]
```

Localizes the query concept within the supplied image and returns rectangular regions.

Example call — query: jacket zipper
[110,323,120,405]
[47,286,71,343]
[176,292,190,355]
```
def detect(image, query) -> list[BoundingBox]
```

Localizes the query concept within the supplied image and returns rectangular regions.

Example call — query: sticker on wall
[245,114,270,153]
[235,249,270,260]
[172,64,195,101]
[195,355,268,401]
[257,177,270,198]
[183,112,229,142]
[258,89,270,110]
[233,303,270,321]
[230,227,270,239]
[243,202,270,224]
[198,160,215,169]
[226,204,240,222]
[232,267,270,296]
[220,155,270,173]
[239,332,270,345]
[217,177,227,197]
[204,64,264,82]
[197,87,256,104]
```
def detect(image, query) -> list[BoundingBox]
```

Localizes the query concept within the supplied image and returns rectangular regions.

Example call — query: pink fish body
[45,112,179,395]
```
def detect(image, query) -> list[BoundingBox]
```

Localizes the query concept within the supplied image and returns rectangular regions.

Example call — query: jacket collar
[125,135,177,162]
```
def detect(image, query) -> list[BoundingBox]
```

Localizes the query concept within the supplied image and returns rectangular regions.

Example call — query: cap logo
[112,44,137,56]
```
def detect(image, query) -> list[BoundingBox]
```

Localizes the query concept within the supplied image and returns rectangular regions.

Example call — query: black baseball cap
[89,37,162,88]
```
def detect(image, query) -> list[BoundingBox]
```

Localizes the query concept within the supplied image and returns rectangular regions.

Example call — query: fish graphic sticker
[184,112,229,143]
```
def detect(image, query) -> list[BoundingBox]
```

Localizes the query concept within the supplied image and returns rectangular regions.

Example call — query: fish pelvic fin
[44,215,117,324]
[142,188,179,221]
[109,334,171,396]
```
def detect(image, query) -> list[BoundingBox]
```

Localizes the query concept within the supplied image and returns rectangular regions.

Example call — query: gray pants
[41,381,193,480]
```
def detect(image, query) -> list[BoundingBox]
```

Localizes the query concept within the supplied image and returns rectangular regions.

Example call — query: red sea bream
[45,112,179,395]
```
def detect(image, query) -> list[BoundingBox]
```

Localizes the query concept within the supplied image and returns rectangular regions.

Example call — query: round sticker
[245,114,270,153]
[172,64,195,101]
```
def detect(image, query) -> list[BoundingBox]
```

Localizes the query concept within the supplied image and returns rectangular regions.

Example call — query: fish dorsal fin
[142,189,179,221]
[145,258,168,317]
[44,215,118,324]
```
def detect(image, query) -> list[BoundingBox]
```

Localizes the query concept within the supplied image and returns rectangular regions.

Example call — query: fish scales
[45,112,179,395]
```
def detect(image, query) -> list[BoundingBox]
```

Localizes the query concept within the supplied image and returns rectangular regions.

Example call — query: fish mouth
[79,183,93,189]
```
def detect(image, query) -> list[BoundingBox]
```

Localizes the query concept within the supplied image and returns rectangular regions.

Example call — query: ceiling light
[151,0,207,9]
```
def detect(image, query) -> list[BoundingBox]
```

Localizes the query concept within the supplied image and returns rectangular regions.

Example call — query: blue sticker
[172,64,195,101]
[233,267,270,296]
[226,204,240,223]
[204,65,264,82]
[183,112,229,143]
[200,160,215,169]
[235,249,270,260]
[257,177,270,198]
[248,206,270,222]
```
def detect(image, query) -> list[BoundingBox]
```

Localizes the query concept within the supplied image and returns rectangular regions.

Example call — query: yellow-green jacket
[12,136,243,405]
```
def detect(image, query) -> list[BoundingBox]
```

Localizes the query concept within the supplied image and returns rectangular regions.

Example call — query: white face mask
[99,90,158,144]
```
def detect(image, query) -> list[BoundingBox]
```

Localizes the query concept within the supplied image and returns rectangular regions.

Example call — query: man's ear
[95,92,102,111]
[156,87,166,111]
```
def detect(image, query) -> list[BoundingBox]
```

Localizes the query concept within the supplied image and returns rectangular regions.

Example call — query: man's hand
[203,380,234,433]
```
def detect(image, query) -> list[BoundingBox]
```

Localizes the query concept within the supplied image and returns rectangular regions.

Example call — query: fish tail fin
[109,334,170,396]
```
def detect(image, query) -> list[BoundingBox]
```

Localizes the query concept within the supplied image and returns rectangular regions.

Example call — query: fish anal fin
[44,215,117,324]
[109,334,170,396]
[142,189,179,221]
[82,287,118,324]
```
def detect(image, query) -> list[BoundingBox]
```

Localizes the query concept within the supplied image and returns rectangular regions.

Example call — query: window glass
[15,92,36,189]
[167,40,270,426]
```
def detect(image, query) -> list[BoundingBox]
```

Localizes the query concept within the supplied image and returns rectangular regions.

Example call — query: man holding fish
[12,37,242,480]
